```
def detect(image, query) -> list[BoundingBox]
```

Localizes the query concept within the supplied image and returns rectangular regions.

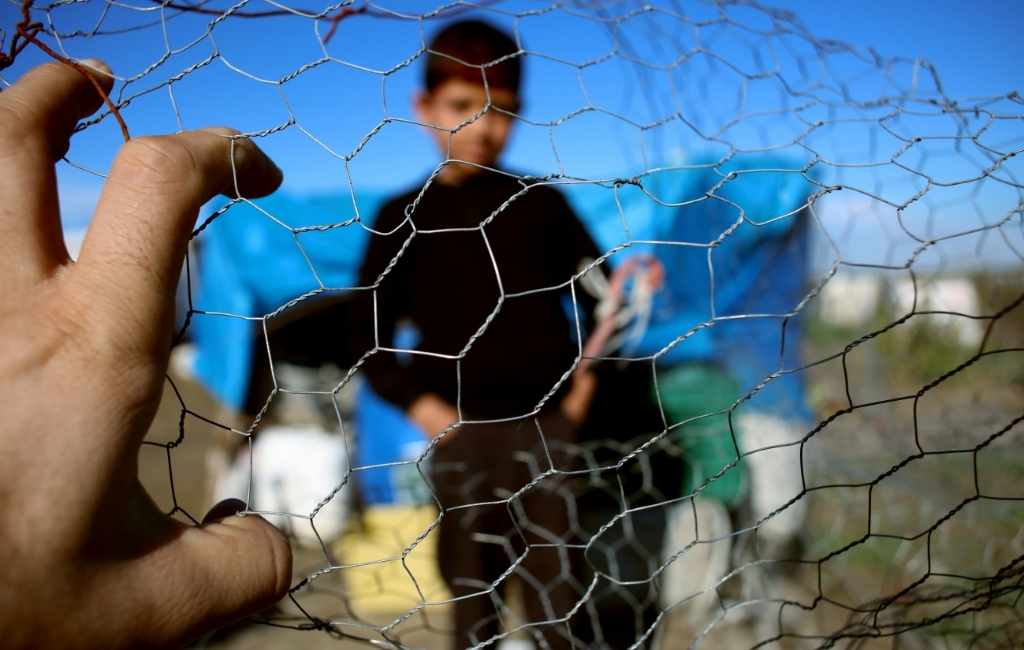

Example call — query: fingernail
[202,498,247,525]
[76,58,112,77]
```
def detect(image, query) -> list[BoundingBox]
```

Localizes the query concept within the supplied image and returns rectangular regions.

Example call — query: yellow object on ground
[333,505,452,615]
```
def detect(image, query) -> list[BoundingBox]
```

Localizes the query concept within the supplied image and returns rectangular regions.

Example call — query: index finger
[0,59,114,285]
[75,128,282,353]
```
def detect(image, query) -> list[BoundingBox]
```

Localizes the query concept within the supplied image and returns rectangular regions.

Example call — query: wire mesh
[2,1,1022,648]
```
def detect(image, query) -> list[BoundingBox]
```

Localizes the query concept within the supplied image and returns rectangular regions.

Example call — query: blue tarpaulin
[193,191,381,409]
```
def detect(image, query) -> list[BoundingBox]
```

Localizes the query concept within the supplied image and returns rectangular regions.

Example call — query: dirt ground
[140,335,1024,650]
[140,371,781,650]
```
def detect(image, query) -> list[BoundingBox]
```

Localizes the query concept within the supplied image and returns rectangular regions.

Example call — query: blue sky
[2,0,1021,269]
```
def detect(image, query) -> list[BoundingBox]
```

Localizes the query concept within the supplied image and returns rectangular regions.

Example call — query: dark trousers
[430,411,579,650]
[570,496,667,649]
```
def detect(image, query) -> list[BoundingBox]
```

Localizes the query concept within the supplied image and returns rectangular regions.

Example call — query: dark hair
[424,20,521,93]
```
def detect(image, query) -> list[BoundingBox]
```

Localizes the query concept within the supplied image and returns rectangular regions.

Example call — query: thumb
[160,506,292,644]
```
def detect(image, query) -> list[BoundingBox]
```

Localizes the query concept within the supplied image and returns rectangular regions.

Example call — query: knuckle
[117,135,201,192]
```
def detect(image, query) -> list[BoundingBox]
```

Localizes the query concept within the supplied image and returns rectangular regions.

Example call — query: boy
[355,19,601,650]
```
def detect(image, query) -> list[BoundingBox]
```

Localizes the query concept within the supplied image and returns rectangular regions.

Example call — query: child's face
[415,78,519,182]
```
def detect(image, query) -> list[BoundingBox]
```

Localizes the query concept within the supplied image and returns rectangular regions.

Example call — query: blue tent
[563,156,815,421]
[192,191,380,409]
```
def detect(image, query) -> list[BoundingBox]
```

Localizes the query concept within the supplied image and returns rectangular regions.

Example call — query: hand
[561,368,597,427]
[408,393,461,443]
[0,61,291,649]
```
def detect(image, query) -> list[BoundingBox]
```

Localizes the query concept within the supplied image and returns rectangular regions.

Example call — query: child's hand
[561,369,597,426]
[409,393,461,443]
[0,61,291,649]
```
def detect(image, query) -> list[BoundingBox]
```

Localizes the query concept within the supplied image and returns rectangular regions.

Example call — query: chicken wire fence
[2,0,1023,648]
